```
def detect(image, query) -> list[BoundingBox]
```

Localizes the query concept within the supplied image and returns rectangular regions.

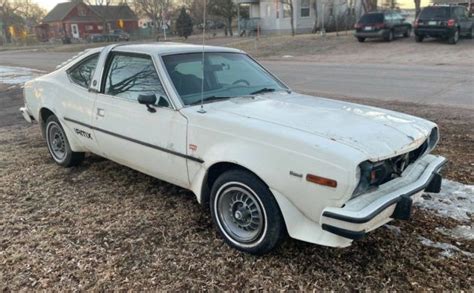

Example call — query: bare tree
[0,0,22,43]
[414,0,421,18]
[281,0,295,36]
[311,0,319,33]
[208,0,235,36]
[134,0,172,37]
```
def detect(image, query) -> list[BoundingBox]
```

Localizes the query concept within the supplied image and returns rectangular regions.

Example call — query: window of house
[104,54,167,105]
[301,0,310,17]
[68,54,99,88]
[283,2,291,18]
[85,25,94,31]
[77,6,87,17]
[97,25,104,31]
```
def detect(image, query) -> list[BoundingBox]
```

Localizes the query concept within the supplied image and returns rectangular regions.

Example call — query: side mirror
[138,94,157,113]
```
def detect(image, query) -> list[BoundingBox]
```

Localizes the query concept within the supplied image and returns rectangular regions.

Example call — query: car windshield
[162,52,287,106]
[419,7,449,19]
[359,13,384,23]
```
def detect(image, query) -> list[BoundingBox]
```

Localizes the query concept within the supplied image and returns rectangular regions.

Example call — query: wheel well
[39,108,55,137]
[200,162,267,208]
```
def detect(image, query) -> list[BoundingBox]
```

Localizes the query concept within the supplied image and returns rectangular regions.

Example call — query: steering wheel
[232,79,250,86]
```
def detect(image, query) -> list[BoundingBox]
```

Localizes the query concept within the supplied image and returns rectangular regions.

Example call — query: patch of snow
[282,55,294,58]
[0,66,44,85]
[415,179,473,222]
[436,225,474,241]
[418,236,473,258]
[384,224,401,236]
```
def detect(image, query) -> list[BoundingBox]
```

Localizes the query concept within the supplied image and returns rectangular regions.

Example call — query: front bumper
[354,29,388,38]
[415,27,455,38]
[20,106,34,123]
[320,154,446,240]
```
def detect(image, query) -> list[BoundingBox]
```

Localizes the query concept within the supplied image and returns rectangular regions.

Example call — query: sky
[32,0,433,12]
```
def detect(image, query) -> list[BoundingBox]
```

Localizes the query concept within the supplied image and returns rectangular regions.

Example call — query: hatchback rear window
[419,7,449,19]
[359,13,384,23]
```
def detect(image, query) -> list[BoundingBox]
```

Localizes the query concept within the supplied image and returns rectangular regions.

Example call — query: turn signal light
[306,174,337,188]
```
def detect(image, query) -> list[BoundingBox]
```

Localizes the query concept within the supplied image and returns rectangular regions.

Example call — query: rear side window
[359,13,384,23]
[68,54,99,88]
[419,7,449,19]
[104,54,167,103]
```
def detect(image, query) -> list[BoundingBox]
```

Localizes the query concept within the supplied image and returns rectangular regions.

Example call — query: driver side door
[92,52,190,188]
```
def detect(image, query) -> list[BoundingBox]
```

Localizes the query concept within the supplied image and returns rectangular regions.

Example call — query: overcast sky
[32,0,432,12]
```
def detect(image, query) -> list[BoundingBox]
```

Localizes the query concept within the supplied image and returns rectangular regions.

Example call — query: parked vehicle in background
[354,11,412,42]
[414,5,473,44]
[87,29,130,43]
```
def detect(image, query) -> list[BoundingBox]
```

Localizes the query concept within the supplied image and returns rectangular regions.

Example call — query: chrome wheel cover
[215,182,266,246]
[46,122,66,162]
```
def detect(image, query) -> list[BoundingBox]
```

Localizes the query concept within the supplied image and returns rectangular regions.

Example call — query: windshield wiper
[250,88,276,95]
[188,96,231,106]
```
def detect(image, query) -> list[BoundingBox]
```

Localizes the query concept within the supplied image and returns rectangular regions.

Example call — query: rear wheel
[448,29,459,44]
[384,30,394,42]
[210,169,286,255]
[467,27,473,39]
[357,37,366,42]
[403,28,411,38]
[45,115,84,167]
[415,35,424,42]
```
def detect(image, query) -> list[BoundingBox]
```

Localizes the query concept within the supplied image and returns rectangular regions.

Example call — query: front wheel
[357,37,366,42]
[210,169,286,255]
[403,28,411,38]
[45,115,84,167]
[415,35,424,42]
[467,27,473,39]
[384,30,394,42]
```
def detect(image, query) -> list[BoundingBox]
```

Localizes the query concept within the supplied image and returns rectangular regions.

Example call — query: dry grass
[0,87,473,290]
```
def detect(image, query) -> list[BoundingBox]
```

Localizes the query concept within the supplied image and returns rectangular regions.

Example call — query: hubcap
[47,123,66,162]
[216,185,265,244]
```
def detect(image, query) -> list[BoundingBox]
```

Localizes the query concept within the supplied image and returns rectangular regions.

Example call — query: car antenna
[197,0,207,114]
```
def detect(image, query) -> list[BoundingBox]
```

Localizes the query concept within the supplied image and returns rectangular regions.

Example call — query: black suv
[414,5,473,44]
[354,11,412,42]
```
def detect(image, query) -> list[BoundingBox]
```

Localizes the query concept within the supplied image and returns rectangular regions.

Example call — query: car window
[104,54,167,105]
[359,13,384,23]
[68,54,99,88]
[419,7,449,19]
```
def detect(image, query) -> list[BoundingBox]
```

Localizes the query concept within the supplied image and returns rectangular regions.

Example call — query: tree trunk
[311,0,319,33]
[414,0,421,18]
[290,2,295,36]
[227,17,233,37]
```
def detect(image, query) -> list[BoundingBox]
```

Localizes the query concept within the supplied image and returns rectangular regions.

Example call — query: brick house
[38,1,138,41]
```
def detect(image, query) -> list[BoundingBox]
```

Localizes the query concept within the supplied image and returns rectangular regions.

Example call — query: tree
[134,0,172,37]
[208,0,235,36]
[281,0,295,36]
[175,7,192,39]
[414,0,421,18]
[311,0,319,33]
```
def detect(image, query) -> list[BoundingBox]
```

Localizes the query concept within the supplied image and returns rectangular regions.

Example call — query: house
[432,0,474,13]
[38,1,138,41]
[235,0,365,35]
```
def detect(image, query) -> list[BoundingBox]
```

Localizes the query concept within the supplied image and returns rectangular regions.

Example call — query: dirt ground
[0,85,472,290]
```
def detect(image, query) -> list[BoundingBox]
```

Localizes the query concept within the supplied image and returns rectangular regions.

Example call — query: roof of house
[43,2,138,23]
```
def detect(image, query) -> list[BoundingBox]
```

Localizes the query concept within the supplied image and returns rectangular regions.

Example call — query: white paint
[0,66,44,85]
[21,43,447,249]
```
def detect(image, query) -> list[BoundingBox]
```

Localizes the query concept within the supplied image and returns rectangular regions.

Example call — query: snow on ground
[0,66,44,85]
[416,179,473,222]
[418,236,473,258]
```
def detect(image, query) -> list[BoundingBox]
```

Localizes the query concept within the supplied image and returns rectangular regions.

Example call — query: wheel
[403,28,411,38]
[45,115,84,167]
[210,169,286,255]
[415,35,424,42]
[448,30,459,44]
[357,37,365,42]
[384,30,394,42]
[467,27,473,39]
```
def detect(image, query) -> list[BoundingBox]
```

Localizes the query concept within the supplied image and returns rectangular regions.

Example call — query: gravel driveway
[0,85,472,290]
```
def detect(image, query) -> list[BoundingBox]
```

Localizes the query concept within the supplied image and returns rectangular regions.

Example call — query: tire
[415,35,424,42]
[384,30,394,42]
[448,29,459,44]
[45,115,84,167]
[210,169,286,255]
[357,37,366,42]
[467,27,473,39]
[403,28,411,38]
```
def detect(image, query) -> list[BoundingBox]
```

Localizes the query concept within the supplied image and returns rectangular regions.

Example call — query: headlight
[427,127,439,152]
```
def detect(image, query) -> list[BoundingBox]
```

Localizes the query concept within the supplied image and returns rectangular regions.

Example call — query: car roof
[111,42,244,56]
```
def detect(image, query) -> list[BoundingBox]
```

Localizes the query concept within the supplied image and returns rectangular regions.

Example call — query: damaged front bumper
[320,154,446,240]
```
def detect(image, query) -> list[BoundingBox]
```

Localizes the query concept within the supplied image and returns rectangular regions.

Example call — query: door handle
[97,108,105,117]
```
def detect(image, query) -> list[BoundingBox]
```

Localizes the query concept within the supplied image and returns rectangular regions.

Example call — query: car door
[92,52,190,188]
[62,53,102,154]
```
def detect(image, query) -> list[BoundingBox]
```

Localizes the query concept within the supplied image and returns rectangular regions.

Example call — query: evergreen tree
[175,7,193,39]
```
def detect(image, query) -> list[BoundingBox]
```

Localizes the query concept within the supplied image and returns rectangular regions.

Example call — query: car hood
[208,92,435,161]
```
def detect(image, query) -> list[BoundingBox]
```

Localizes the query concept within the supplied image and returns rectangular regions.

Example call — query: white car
[20,43,446,254]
